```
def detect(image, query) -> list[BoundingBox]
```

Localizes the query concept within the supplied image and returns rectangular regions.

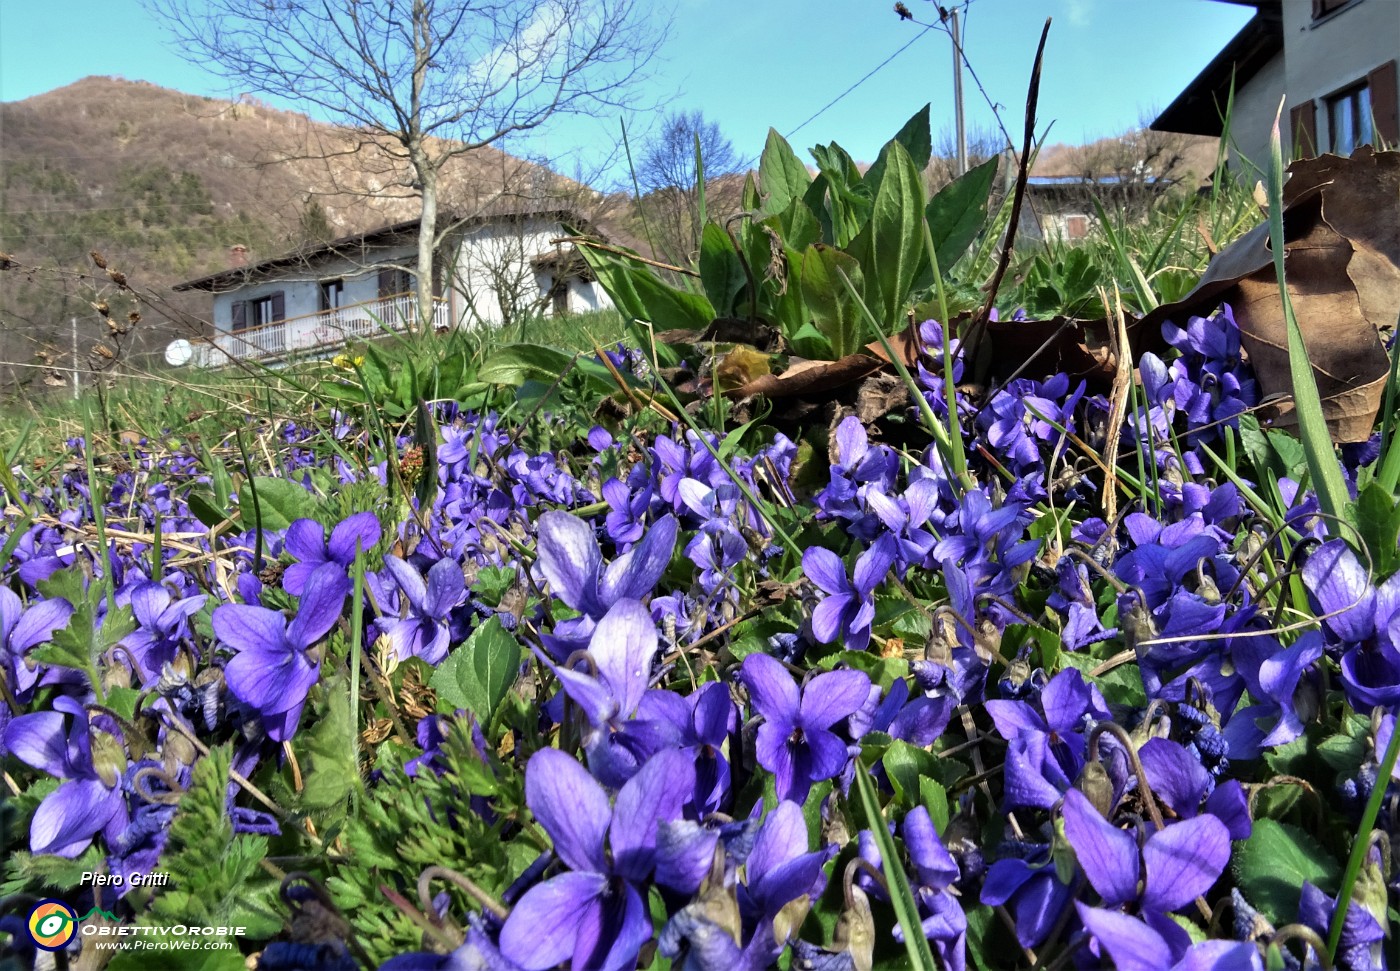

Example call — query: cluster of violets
[0,302,1397,970]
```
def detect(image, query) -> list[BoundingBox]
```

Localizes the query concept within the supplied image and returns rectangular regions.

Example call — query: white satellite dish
[164,339,193,367]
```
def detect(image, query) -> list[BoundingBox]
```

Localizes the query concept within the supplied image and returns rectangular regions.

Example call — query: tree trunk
[416,164,438,334]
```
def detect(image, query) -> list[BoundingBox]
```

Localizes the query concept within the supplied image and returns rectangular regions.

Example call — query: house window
[1312,0,1351,19]
[1328,84,1374,155]
[551,279,569,316]
[377,266,411,298]
[251,292,286,327]
[320,278,345,311]
[1063,214,1090,240]
[231,291,284,331]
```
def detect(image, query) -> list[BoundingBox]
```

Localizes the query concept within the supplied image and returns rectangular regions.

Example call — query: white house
[172,206,612,366]
[1152,0,1399,180]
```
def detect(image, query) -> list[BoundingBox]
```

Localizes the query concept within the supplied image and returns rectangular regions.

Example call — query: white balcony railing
[194,293,451,367]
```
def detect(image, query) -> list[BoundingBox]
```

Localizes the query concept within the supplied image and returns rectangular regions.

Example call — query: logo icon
[27,899,78,950]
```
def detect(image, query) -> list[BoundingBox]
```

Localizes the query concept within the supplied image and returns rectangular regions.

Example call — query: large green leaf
[1232,818,1341,926]
[764,241,810,347]
[773,195,822,251]
[430,617,523,725]
[237,476,317,532]
[478,343,577,386]
[632,267,716,332]
[802,244,865,358]
[698,222,746,318]
[573,238,648,322]
[924,155,999,276]
[413,393,439,514]
[864,104,932,196]
[854,140,926,330]
[300,674,358,810]
[810,142,870,246]
[758,128,812,217]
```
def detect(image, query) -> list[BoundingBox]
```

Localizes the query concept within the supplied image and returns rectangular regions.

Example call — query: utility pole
[70,317,79,401]
[951,7,967,176]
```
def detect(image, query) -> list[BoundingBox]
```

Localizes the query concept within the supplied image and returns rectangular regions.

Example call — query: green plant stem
[852,767,935,971]
[1327,711,1400,958]
[1374,310,1400,494]
[1265,102,1350,533]
[350,538,365,780]
[234,428,264,572]
[921,217,969,481]
[80,399,114,617]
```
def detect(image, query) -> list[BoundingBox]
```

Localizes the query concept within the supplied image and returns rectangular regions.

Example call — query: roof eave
[1151,4,1283,137]
[171,206,594,293]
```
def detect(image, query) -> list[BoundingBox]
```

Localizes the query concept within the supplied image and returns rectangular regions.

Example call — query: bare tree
[926,123,1008,193]
[635,110,741,264]
[148,0,669,330]
[1060,126,1206,212]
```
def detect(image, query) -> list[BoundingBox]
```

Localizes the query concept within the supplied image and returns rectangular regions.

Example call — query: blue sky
[0,0,1253,184]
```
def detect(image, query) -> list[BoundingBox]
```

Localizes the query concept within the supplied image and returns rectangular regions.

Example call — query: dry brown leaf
[733,353,883,399]
[1140,147,1400,442]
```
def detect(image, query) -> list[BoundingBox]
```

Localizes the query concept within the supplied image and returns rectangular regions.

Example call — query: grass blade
[852,766,936,971]
[1264,100,1350,535]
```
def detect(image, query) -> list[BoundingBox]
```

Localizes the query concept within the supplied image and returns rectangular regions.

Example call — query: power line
[740,24,936,169]
[784,25,935,143]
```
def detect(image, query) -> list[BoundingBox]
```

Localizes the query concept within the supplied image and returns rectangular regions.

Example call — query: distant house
[172,206,611,365]
[1019,175,1173,244]
[1152,0,1399,178]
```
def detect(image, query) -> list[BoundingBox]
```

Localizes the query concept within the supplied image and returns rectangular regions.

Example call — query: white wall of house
[1231,54,1287,182]
[1230,0,1399,179]
[448,217,611,326]
[198,218,613,365]
[1280,0,1399,148]
[210,242,419,334]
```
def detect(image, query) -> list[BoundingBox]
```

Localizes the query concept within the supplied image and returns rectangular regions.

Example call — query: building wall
[1280,0,1399,151]
[210,243,419,334]
[1232,0,1400,179]
[1232,52,1287,182]
[204,219,613,354]
[449,218,612,325]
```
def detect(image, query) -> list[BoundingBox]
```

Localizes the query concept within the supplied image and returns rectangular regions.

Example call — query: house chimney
[229,244,249,268]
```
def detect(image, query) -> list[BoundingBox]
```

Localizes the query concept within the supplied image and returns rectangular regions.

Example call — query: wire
[783,25,935,142]
[737,24,936,169]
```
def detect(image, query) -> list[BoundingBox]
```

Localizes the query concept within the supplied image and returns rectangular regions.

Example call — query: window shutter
[231,300,247,332]
[1290,100,1318,157]
[270,291,286,322]
[1370,60,1399,146]
[378,268,395,297]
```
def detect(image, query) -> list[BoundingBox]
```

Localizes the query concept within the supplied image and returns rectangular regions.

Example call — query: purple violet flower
[498,747,693,971]
[1061,787,1230,912]
[281,512,381,596]
[1075,902,1263,971]
[3,695,130,857]
[377,555,468,664]
[803,537,896,652]
[214,562,349,742]
[535,510,677,659]
[740,653,869,803]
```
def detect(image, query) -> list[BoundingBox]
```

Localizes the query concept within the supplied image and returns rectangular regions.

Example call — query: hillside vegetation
[0,76,594,390]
